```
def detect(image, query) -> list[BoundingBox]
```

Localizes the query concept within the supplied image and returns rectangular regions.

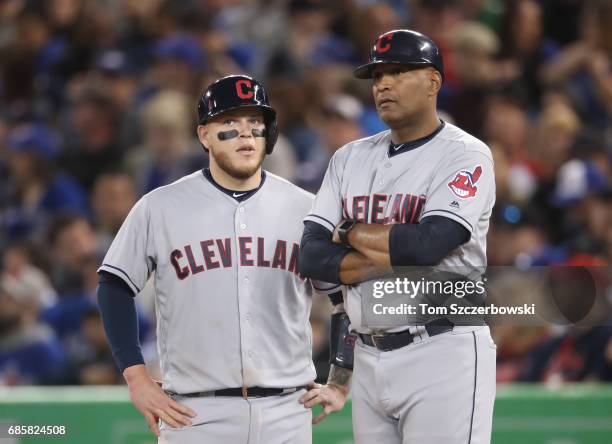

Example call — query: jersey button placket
[235,206,251,385]
[373,167,387,193]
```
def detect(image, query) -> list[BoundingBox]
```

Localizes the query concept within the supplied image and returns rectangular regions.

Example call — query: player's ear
[197,124,210,151]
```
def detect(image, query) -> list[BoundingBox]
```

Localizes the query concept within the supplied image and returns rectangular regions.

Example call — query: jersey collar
[202,168,267,202]
[388,120,445,158]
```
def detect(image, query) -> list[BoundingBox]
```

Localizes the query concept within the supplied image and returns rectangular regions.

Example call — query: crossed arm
[299,217,470,285]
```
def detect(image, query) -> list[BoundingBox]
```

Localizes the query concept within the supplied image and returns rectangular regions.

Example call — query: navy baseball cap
[7,124,59,160]
[95,50,133,75]
[154,33,205,70]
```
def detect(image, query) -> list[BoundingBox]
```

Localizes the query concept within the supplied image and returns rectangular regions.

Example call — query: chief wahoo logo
[448,166,483,199]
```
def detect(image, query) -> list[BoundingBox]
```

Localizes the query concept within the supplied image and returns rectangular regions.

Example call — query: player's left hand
[299,382,349,424]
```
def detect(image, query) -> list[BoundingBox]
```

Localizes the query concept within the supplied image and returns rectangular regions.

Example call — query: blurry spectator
[0,5,53,118]
[126,89,205,194]
[495,325,552,382]
[483,94,530,160]
[1,243,57,311]
[499,0,560,109]
[149,32,205,97]
[41,0,109,103]
[297,94,364,191]
[445,22,520,135]
[487,209,549,266]
[348,3,401,62]
[556,188,612,263]
[262,135,299,183]
[91,172,137,252]
[266,0,355,77]
[41,213,152,344]
[456,0,507,33]
[531,101,582,182]
[67,307,122,385]
[267,77,322,163]
[90,49,141,148]
[483,267,612,383]
[2,124,88,243]
[549,130,611,251]
[60,87,124,192]
[0,283,69,385]
[93,50,138,111]
[523,325,612,383]
[47,214,101,297]
[410,0,464,56]
[114,0,165,72]
[511,102,583,234]
[540,0,612,129]
[44,0,106,68]
[488,270,554,380]
[410,0,467,96]
[206,0,288,76]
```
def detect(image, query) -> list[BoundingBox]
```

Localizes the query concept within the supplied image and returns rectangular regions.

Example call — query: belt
[177,386,307,399]
[359,318,454,352]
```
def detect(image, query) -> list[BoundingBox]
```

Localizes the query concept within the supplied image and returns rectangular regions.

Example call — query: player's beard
[213,147,265,180]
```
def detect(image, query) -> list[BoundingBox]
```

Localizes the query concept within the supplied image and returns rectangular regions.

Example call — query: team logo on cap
[448,166,482,199]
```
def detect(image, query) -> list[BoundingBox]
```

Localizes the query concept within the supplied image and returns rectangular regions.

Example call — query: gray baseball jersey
[305,121,495,333]
[99,170,339,395]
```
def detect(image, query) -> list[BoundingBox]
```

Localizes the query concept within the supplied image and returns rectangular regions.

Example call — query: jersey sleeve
[98,196,156,294]
[310,279,343,294]
[420,148,495,233]
[303,152,345,232]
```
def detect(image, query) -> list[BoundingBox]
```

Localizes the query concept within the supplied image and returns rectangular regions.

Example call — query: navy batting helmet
[353,29,444,82]
[197,75,278,154]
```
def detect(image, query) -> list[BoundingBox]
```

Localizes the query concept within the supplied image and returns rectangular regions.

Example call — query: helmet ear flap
[264,111,278,154]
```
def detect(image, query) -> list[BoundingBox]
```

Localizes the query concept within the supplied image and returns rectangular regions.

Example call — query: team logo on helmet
[235,79,253,99]
[448,166,482,199]
[375,33,394,54]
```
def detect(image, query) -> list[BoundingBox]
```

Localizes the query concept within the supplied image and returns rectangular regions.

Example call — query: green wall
[1,385,611,443]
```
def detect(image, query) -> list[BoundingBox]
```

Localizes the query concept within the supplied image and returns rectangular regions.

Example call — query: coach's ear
[197,124,210,151]
[427,69,442,96]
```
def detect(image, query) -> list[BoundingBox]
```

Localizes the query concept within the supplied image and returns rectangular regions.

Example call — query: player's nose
[237,119,254,138]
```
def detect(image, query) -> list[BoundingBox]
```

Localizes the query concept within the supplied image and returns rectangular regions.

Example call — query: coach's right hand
[124,365,197,437]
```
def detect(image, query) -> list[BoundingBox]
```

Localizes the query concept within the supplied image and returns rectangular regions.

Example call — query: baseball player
[96,75,341,443]
[299,30,497,443]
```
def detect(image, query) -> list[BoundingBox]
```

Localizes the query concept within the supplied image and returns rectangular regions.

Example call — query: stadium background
[0,0,611,442]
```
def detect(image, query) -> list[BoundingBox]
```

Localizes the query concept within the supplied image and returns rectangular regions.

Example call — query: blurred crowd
[0,0,611,386]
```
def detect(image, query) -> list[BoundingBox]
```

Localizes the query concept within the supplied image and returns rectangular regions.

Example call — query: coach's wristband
[337,219,357,245]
